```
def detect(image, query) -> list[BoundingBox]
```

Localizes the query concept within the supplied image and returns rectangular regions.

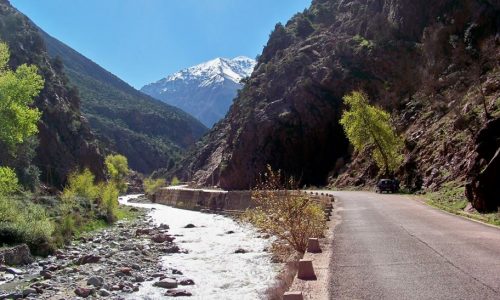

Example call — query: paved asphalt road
[325,191,500,300]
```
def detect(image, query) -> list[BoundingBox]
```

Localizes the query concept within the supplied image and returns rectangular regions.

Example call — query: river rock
[40,270,53,279]
[165,289,192,297]
[151,234,174,243]
[98,289,111,297]
[179,278,195,286]
[4,267,23,275]
[162,245,180,254]
[159,223,170,230]
[234,248,248,254]
[87,276,104,287]
[0,244,34,266]
[74,287,93,298]
[22,288,37,297]
[184,224,196,228]
[135,228,151,236]
[76,254,100,265]
[153,279,178,289]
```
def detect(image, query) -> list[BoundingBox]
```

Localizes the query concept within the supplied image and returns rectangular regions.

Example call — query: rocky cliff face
[0,0,104,187]
[180,0,500,207]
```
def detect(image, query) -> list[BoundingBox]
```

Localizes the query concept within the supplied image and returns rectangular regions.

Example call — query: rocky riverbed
[1,209,194,299]
[1,195,280,299]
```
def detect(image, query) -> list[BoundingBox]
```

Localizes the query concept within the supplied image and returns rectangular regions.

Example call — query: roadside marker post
[297,259,317,280]
[283,291,304,300]
[307,238,321,253]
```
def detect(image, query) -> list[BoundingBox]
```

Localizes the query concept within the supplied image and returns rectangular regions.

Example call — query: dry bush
[244,165,326,253]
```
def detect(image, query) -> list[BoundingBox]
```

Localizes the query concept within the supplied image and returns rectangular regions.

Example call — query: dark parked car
[376,179,399,193]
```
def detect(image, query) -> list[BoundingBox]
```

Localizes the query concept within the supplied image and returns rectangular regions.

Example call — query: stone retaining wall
[154,188,253,212]
[153,188,333,213]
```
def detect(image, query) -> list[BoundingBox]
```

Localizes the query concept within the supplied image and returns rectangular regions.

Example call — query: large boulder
[0,244,33,266]
[466,118,500,212]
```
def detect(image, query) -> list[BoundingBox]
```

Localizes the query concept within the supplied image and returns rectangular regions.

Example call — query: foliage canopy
[143,177,166,196]
[105,154,130,193]
[0,42,44,148]
[340,91,403,174]
[0,166,19,195]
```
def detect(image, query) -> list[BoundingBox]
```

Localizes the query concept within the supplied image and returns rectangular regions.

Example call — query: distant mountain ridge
[141,56,256,127]
[40,30,207,174]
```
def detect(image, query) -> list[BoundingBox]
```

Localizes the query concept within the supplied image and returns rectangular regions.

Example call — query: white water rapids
[119,195,280,299]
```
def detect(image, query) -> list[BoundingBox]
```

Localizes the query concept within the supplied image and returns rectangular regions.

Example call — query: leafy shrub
[98,182,119,223]
[0,195,54,255]
[0,166,19,195]
[143,177,166,196]
[243,166,326,253]
[63,168,99,200]
[104,154,129,193]
[170,176,181,186]
[352,34,374,50]
[62,168,99,212]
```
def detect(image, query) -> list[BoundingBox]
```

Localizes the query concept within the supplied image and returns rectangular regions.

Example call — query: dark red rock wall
[180,0,500,194]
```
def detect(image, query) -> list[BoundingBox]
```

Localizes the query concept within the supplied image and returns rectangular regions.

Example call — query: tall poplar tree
[340,91,403,175]
[0,41,44,193]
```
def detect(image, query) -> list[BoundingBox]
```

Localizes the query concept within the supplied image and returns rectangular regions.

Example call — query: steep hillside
[40,30,207,174]
[0,0,104,188]
[141,57,256,127]
[180,0,499,209]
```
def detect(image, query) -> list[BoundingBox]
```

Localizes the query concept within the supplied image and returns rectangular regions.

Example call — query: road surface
[326,191,500,299]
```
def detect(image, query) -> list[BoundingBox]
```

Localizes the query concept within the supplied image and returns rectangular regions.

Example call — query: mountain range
[141,56,256,127]
[39,29,207,174]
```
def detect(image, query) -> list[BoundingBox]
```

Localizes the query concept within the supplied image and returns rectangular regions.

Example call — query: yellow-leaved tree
[340,91,403,175]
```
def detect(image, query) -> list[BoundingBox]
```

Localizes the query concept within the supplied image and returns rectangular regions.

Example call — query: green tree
[143,177,166,197]
[104,154,129,193]
[62,168,99,212]
[0,42,44,148]
[0,166,19,195]
[98,182,119,223]
[340,91,403,175]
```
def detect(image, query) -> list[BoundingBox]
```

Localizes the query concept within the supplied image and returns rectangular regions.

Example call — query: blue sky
[10,0,311,89]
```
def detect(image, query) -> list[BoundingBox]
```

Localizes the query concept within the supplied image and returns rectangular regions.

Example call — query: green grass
[425,182,500,227]
[115,205,142,221]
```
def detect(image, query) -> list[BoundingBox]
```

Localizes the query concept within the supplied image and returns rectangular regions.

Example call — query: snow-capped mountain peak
[163,56,256,87]
[140,56,256,127]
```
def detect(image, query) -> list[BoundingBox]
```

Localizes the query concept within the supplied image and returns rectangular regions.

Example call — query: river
[119,194,280,299]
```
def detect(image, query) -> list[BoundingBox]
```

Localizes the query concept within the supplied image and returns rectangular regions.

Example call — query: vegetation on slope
[40,30,207,174]
[0,0,105,188]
